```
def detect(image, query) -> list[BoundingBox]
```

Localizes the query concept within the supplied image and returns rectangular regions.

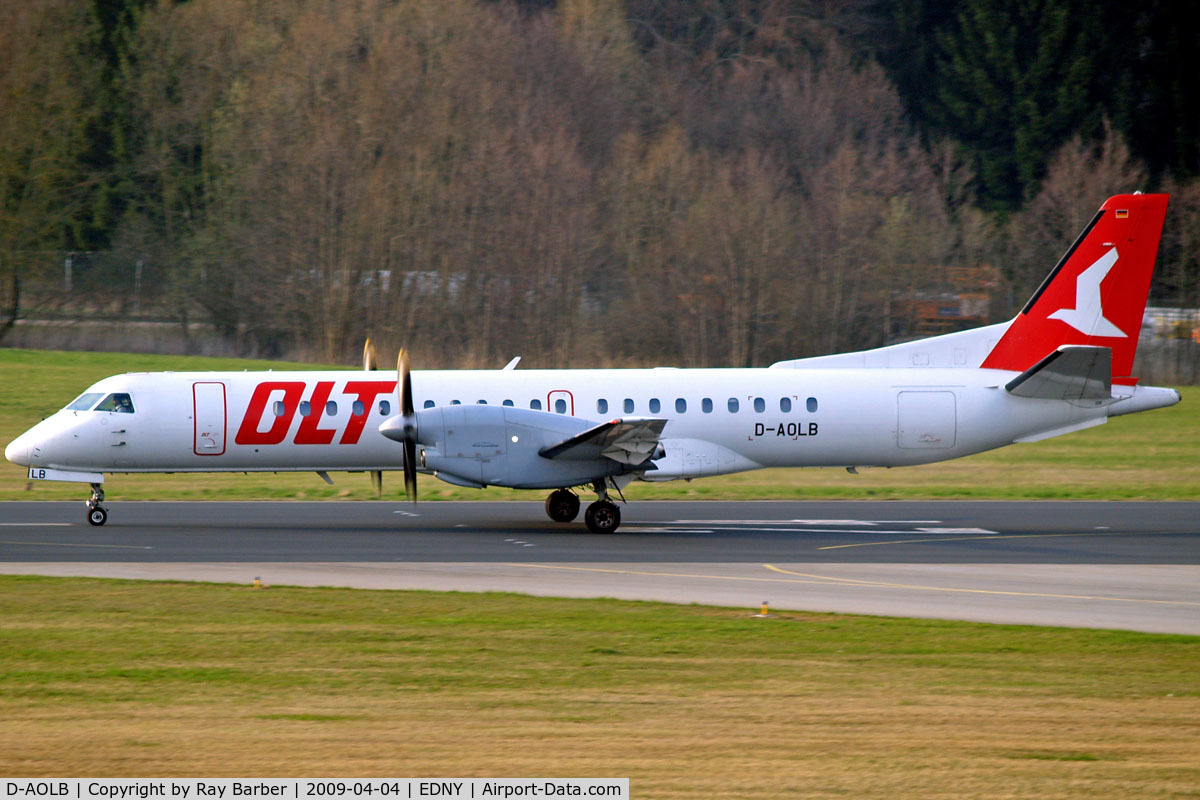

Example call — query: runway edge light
[753,600,772,618]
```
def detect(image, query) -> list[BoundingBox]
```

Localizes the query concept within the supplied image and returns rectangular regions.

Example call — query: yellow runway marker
[508,562,851,588]
[762,564,1200,607]
[510,562,1200,608]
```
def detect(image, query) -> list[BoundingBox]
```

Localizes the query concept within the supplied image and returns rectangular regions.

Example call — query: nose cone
[5,432,33,466]
[378,414,411,443]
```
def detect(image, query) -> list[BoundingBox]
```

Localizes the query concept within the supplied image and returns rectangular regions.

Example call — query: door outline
[193,381,227,455]
[896,390,957,449]
[547,389,574,415]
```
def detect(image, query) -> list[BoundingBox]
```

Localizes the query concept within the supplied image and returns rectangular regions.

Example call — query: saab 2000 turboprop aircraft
[4,193,1181,532]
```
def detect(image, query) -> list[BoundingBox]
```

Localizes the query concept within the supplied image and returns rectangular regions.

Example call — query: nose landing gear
[86,483,108,526]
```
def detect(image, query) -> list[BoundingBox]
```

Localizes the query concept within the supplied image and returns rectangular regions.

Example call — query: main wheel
[584,500,621,533]
[545,489,581,523]
[87,506,108,526]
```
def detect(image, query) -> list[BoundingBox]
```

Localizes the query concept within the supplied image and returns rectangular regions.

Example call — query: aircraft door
[193,381,227,456]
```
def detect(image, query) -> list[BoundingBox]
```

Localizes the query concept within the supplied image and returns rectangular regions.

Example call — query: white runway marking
[0,522,72,527]
[621,527,715,534]
[914,528,997,534]
[662,522,998,534]
[673,519,941,526]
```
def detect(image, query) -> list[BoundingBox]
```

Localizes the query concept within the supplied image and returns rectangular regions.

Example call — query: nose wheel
[86,483,108,526]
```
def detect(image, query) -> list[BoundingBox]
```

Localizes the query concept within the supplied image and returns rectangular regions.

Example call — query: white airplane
[4,193,1180,532]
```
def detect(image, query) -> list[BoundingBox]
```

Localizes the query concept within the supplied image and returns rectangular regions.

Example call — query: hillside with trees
[2,0,1198,368]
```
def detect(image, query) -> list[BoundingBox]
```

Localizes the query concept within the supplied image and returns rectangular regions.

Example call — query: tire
[545,489,581,523]
[584,500,621,533]
[87,507,108,526]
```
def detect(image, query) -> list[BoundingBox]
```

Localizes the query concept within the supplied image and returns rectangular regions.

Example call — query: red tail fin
[981,193,1169,382]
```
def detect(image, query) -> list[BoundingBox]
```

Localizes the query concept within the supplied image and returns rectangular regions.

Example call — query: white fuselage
[8,364,1150,485]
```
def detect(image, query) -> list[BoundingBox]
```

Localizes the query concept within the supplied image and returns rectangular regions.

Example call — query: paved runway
[2,500,1198,634]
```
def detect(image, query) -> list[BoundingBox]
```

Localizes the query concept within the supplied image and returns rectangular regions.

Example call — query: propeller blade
[403,439,417,503]
[398,348,414,417]
[397,348,416,503]
[364,339,379,497]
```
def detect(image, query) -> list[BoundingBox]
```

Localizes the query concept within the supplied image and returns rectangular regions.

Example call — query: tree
[0,0,97,342]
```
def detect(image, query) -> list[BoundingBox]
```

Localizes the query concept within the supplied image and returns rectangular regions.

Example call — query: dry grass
[2,577,1197,797]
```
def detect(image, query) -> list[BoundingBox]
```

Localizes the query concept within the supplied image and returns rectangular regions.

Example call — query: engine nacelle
[408,405,626,489]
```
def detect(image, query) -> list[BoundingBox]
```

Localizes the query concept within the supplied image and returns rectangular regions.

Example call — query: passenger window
[299,401,312,417]
[477,399,487,404]
[451,399,461,405]
[378,400,391,415]
[728,398,739,413]
[423,400,435,409]
[502,399,514,407]
[325,401,337,416]
[807,397,818,413]
[555,398,567,414]
[702,398,713,414]
[353,400,366,417]
[531,399,542,410]
[66,392,104,411]
[754,397,765,413]
[675,398,686,413]
[597,398,608,414]
[274,400,287,417]
[649,398,661,413]
[624,398,634,414]
[95,393,135,413]
[780,397,792,413]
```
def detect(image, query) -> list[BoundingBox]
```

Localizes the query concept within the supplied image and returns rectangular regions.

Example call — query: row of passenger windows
[598,396,819,414]
[270,395,820,418]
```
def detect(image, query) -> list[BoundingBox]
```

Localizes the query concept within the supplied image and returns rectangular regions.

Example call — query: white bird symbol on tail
[1047,248,1126,338]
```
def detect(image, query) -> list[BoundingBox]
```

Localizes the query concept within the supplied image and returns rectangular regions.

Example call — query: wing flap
[539,417,666,465]
[1004,345,1113,402]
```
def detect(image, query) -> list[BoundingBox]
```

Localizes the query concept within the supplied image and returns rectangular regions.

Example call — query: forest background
[2,0,1199,370]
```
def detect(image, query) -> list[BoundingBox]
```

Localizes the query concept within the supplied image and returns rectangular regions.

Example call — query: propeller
[363,338,383,497]
[363,338,378,371]
[397,348,418,503]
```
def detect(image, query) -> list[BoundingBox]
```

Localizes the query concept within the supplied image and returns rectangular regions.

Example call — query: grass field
[1,576,1197,796]
[1,347,1197,501]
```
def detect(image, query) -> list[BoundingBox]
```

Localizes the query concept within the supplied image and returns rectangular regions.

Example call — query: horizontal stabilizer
[539,417,666,465]
[1005,345,1112,403]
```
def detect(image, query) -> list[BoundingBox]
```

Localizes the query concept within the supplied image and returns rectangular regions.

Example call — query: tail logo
[1046,248,1127,338]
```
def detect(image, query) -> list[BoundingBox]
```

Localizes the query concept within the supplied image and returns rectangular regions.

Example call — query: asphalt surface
[2,500,1198,633]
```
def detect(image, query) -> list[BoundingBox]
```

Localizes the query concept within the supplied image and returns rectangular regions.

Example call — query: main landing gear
[544,483,621,533]
[545,489,581,523]
[86,483,108,526]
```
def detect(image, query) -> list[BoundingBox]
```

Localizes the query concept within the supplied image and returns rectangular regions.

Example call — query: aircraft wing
[1005,345,1113,402]
[539,417,667,465]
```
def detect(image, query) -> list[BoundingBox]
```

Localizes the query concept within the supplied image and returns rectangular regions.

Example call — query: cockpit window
[66,392,104,411]
[94,393,135,413]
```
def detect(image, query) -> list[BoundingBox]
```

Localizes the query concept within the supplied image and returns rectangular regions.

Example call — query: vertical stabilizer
[981,193,1169,381]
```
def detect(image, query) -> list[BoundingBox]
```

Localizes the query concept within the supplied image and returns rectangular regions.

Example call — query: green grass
[1,347,1197,501]
[0,576,1197,795]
